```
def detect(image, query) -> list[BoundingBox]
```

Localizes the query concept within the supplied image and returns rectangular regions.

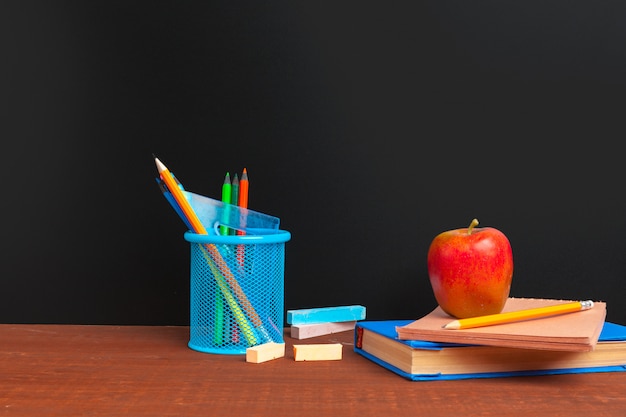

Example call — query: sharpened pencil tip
[442,320,460,330]
[154,156,166,173]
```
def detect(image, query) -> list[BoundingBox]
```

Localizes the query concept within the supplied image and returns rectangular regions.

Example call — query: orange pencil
[238,168,249,208]
[155,157,207,234]
[236,168,249,236]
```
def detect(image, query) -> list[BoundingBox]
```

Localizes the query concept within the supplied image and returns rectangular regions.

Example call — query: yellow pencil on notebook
[442,300,595,330]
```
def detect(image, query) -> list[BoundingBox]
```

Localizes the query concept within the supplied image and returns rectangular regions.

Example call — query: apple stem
[468,218,479,235]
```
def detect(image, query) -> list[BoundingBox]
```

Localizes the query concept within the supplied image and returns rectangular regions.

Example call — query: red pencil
[238,168,249,208]
[237,168,249,236]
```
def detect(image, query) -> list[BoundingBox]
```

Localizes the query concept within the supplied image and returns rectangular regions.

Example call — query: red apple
[427,219,513,319]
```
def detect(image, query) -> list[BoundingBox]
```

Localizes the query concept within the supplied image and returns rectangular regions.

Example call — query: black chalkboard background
[2,1,625,326]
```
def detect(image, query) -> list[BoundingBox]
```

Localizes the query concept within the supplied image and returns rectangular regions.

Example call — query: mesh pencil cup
[184,229,291,354]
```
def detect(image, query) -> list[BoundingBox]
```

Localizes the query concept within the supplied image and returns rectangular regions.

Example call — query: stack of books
[354,298,626,381]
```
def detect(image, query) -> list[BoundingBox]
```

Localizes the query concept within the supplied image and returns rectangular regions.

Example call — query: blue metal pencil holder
[184,229,291,354]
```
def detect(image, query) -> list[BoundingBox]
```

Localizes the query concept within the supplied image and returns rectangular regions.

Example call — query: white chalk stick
[291,321,356,339]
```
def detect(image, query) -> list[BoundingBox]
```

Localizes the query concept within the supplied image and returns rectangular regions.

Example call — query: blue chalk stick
[286,305,366,325]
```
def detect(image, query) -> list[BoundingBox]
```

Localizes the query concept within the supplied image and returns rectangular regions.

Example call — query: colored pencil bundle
[219,168,249,236]
[154,157,270,347]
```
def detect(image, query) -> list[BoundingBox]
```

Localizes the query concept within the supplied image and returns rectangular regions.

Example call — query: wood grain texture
[2,324,626,416]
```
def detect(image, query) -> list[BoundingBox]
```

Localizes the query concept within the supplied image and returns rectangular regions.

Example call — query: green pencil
[219,172,232,236]
[215,172,232,345]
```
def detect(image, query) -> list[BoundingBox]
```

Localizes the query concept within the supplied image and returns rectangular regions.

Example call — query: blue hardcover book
[354,320,626,381]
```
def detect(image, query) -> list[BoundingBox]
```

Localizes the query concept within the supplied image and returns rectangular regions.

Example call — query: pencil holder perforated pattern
[184,230,290,354]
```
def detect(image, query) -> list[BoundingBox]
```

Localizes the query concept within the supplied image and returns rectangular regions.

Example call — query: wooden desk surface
[2,324,626,416]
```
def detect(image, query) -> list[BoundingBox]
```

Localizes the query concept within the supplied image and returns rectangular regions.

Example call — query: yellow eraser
[293,343,343,361]
[246,342,286,363]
